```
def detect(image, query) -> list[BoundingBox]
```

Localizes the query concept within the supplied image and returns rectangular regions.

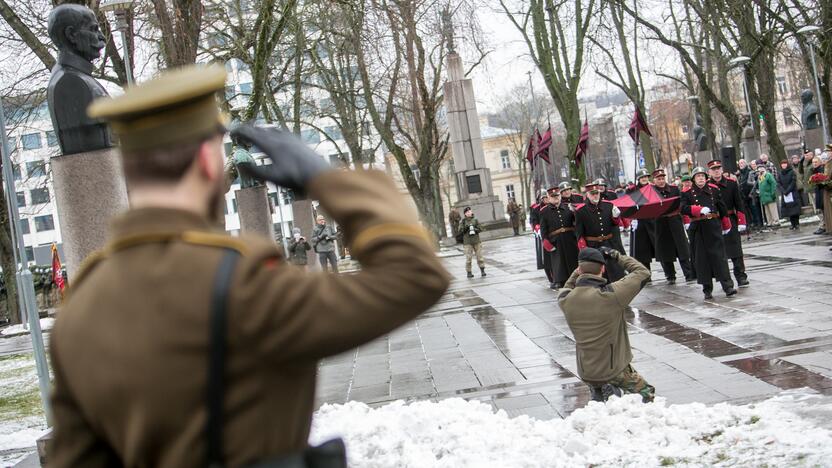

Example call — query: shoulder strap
[206,249,241,468]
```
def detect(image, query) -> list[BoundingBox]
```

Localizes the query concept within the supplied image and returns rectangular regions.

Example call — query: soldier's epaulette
[707,183,720,189]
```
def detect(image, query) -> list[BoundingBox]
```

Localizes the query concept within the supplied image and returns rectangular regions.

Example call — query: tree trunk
[0,193,20,325]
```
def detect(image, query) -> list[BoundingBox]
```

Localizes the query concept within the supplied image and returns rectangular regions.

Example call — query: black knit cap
[578,248,605,265]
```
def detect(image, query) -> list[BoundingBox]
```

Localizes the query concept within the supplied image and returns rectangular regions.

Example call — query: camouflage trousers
[464,243,485,271]
[590,364,655,403]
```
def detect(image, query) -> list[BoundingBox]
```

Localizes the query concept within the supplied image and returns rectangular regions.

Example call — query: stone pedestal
[805,127,824,153]
[235,185,274,240]
[740,139,761,162]
[50,147,128,279]
[290,198,317,268]
[693,150,711,167]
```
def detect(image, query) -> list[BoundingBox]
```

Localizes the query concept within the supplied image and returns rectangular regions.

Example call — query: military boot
[601,384,623,400]
[467,271,474,279]
[480,268,486,277]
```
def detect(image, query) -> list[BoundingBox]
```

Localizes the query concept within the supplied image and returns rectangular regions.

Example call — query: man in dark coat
[595,178,618,200]
[778,160,802,230]
[652,169,694,284]
[575,182,627,281]
[681,166,737,299]
[559,182,584,204]
[531,191,554,282]
[628,170,656,274]
[707,160,749,287]
[540,190,579,289]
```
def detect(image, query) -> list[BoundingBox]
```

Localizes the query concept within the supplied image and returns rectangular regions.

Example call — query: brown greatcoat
[49,170,451,467]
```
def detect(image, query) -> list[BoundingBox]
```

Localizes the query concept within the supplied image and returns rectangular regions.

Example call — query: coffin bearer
[49,65,451,467]
[539,189,579,289]
[575,182,627,282]
[628,169,656,274]
[557,247,654,403]
[652,169,695,283]
[681,166,737,299]
[707,160,749,287]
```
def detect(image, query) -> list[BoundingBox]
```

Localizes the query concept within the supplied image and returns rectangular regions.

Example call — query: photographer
[288,228,311,268]
[557,247,654,403]
[312,215,339,272]
[458,206,486,278]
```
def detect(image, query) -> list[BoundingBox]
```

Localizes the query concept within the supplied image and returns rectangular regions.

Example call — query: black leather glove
[230,125,330,193]
[598,246,619,260]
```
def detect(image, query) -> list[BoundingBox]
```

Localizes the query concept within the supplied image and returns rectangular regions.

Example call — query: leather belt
[585,234,613,242]
[691,213,719,222]
[548,227,575,236]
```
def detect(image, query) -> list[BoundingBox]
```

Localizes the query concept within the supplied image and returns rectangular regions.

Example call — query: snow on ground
[0,354,47,466]
[310,391,832,467]
[0,318,54,337]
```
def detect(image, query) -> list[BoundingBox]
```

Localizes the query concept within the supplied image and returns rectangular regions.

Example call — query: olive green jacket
[556,254,650,383]
[458,217,482,245]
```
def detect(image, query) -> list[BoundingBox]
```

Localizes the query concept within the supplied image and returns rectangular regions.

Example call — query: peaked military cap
[558,181,572,191]
[652,168,666,177]
[706,159,722,169]
[691,166,708,177]
[592,178,607,187]
[635,169,650,179]
[88,65,227,152]
[547,186,560,194]
[681,174,691,182]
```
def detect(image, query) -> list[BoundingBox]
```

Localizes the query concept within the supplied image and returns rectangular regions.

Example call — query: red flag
[628,106,652,145]
[536,127,552,163]
[574,120,589,166]
[525,131,537,165]
[51,243,66,295]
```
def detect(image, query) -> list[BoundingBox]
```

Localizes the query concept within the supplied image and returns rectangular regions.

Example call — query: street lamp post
[728,56,754,135]
[0,100,52,423]
[100,0,135,85]
[797,25,830,145]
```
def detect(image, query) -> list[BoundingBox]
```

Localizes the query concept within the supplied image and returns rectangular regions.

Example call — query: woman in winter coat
[746,161,764,229]
[777,160,801,230]
[810,156,826,233]
[758,167,779,227]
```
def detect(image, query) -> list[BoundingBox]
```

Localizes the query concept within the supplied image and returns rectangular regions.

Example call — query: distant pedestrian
[459,206,486,278]
[810,156,826,234]
[557,247,654,403]
[758,166,779,227]
[507,198,522,236]
[287,228,311,267]
[791,154,805,207]
[449,208,461,241]
[747,161,764,230]
[778,159,801,230]
[518,204,527,232]
[312,215,339,272]
[759,153,776,175]
[800,150,816,210]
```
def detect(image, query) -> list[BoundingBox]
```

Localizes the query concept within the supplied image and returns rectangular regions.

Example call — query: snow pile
[310,391,832,467]
[1,318,54,337]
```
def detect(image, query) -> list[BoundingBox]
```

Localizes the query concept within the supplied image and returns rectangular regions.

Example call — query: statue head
[801,89,814,105]
[48,4,105,63]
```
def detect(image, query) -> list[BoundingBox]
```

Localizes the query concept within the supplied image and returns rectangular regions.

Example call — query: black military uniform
[540,193,579,288]
[575,183,626,281]
[595,178,618,201]
[707,160,749,287]
[530,195,545,271]
[680,167,737,299]
[628,171,656,272]
[652,169,694,283]
[558,182,584,204]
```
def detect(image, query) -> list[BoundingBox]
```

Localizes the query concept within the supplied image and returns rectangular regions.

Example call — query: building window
[20,219,30,235]
[268,191,279,209]
[505,184,516,200]
[26,161,46,177]
[239,82,253,96]
[21,133,42,150]
[324,126,342,141]
[231,198,238,213]
[24,246,33,263]
[13,164,21,181]
[30,188,50,204]
[34,214,54,232]
[46,131,58,147]
[300,129,320,144]
[16,191,25,207]
[7,136,17,151]
[500,149,511,169]
[281,188,294,205]
[776,76,787,95]
[783,107,794,127]
[273,223,283,239]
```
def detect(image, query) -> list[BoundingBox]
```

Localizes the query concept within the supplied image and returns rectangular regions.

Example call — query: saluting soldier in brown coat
[49,66,451,467]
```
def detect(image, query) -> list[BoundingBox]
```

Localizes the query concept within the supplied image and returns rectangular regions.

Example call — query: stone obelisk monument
[442,11,506,231]
[47,4,128,279]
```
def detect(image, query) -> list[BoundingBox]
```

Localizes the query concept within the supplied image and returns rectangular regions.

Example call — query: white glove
[700,206,711,216]
[631,220,639,230]
[620,226,626,232]
[684,224,690,230]
[738,224,747,232]
[722,228,731,235]
[612,206,621,217]
[569,203,576,212]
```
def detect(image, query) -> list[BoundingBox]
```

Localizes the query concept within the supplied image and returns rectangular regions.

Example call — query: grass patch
[660,456,676,466]
[748,415,760,424]
[0,386,44,420]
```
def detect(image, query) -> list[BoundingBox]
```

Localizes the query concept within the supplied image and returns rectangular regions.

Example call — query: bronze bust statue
[47,4,112,155]
[801,89,820,130]
[692,113,708,151]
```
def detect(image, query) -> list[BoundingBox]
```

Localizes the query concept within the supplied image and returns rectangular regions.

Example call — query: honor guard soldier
[530,191,553,283]
[539,189,579,289]
[559,181,584,203]
[575,182,627,281]
[48,65,451,467]
[628,170,657,273]
[594,178,618,200]
[680,166,738,299]
[652,168,695,283]
[707,160,749,287]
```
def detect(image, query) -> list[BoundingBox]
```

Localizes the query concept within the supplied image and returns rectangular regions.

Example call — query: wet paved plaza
[315,227,832,419]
